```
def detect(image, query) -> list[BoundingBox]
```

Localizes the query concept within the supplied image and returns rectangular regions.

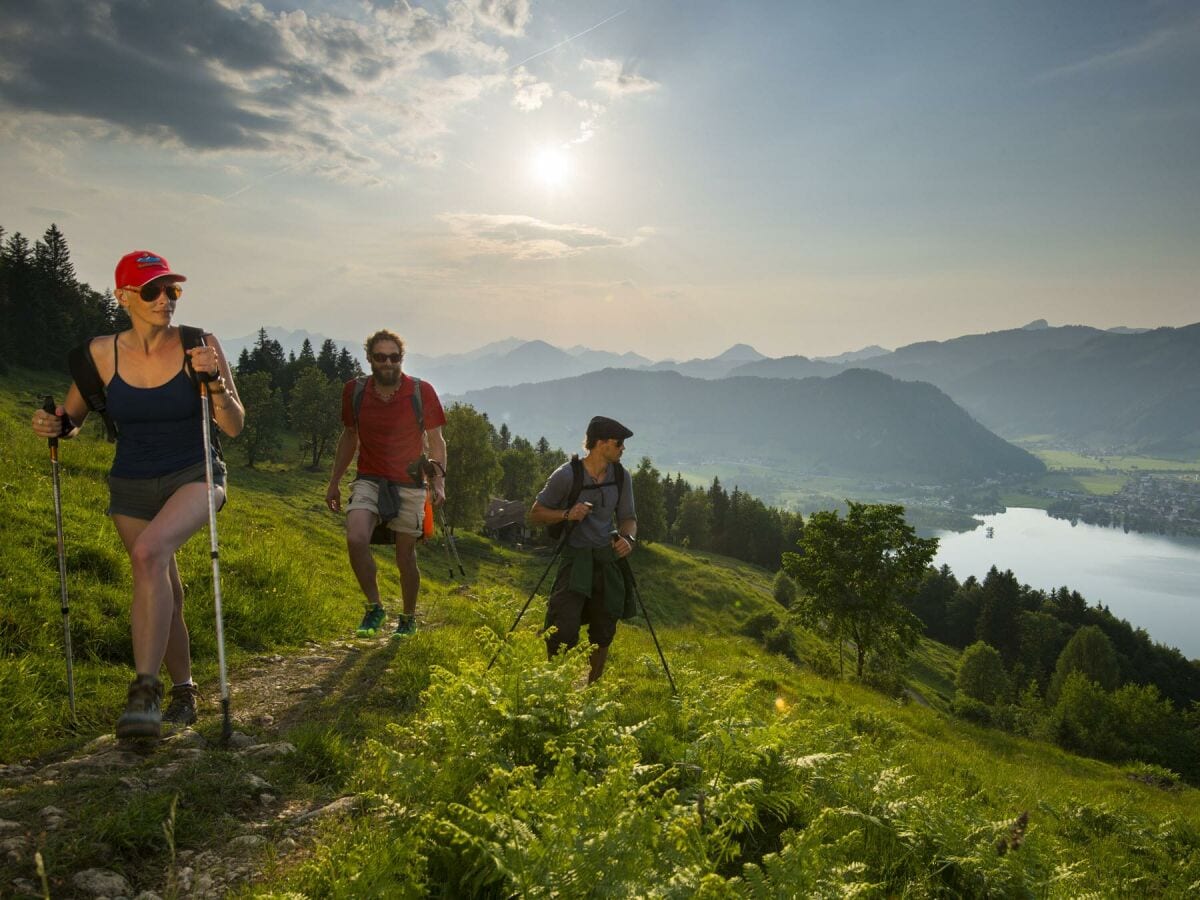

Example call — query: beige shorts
[346,479,425,536]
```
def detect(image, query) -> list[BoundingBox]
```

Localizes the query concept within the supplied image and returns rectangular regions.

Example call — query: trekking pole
[42,396,77,725]
[197,373,232,742]
[618,555,677,695]
[440,511,466,579]
[486,505,588,670]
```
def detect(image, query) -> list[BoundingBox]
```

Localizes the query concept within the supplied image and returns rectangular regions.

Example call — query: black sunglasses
[372,352,402,363]
[126,282,183,302]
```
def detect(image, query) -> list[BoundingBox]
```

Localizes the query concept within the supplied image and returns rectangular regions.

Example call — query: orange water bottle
[422,489,435,540]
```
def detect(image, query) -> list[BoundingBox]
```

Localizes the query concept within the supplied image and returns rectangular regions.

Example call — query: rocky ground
[0,637,382,899]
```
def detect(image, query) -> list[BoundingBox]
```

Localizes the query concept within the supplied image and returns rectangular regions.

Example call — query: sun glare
[531,145,571,189]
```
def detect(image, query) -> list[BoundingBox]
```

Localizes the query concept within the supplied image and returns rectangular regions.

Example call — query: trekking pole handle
[42,396,60,448]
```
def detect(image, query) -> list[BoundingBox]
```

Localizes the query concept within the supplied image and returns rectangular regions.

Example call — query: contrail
[220,162,299,202]
[507,7,628,71]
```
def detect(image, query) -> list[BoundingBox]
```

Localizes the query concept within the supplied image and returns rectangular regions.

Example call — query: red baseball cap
[114,250,187,290]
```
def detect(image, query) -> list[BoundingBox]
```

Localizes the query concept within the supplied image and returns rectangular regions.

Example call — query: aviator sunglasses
[372,352,402,363]
[126,282,183,302]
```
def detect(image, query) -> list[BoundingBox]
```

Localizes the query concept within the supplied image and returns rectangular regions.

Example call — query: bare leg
[394,534,421,616]
[346,509,381,607]
[112,482,219,676]
[163,556,190,685]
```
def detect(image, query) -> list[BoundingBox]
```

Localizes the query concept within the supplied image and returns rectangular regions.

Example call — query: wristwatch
[562,509,569,521]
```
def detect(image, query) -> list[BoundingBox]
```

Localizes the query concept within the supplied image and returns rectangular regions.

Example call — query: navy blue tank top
[106,335,206,478]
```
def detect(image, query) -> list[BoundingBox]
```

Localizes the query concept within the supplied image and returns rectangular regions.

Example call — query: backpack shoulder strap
[178,325,206,387]
[352,375,369,429]
[613,460,626,515]
[410,375,424,433]
[567,455,584,508]
[67,339,118,443]
[179,325,206,351]
[178,325,223,460]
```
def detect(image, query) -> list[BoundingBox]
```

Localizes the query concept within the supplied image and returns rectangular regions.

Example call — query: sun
[531,145,571,189]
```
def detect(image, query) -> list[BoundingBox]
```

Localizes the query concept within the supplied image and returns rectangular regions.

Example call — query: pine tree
[317,339,339,380]
[335,347,361,382]
[631,457,666,542]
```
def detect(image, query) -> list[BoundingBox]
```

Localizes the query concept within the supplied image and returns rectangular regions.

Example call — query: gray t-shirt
[537,459,636,549]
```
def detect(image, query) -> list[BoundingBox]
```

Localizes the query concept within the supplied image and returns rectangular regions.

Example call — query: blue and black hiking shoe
[355,605,387,637]
[393,614,417,639]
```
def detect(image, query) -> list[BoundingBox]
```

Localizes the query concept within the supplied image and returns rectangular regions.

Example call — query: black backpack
[67,325,220,456]
[546,455,626,541]
[351,374,423,434]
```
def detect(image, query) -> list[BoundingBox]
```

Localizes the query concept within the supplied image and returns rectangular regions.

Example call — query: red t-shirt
[341,375,446,483]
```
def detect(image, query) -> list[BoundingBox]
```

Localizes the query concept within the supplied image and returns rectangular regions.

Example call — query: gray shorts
[108,460,227,521]
[346,479,425,536]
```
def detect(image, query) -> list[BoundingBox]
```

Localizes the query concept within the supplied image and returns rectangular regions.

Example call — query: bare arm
[425,425,447,506]
[529,498,593,526]
[325,426,359,512]
[189,334,245,438]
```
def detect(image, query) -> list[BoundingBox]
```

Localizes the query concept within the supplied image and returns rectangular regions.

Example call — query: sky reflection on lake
[934,507,1200,660]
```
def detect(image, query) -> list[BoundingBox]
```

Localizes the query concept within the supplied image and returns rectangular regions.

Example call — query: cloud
[0,0,512,176]
[440,212,645,260]
[465,0,532,36]
[28,206,71,220]
[511,67,554,111]
[582,57,660,97]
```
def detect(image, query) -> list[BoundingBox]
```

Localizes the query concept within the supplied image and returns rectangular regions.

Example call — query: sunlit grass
[4,373,1200,896]
[1028,446,1200,473]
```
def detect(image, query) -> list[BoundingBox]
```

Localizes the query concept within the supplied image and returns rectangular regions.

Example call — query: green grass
[1027,446,1200,473]
[4,372,1200,897]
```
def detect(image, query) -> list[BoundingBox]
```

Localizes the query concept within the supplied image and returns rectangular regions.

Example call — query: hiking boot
[393,614,417,639]
[162,682,199,728]
[116,674,163,740]
[356,604,387,637]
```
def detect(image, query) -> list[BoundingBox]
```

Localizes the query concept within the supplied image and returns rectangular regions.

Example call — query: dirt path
[0,635,393,899]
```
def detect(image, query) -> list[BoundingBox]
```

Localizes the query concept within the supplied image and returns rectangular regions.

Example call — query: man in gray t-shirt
[529,416,637,683]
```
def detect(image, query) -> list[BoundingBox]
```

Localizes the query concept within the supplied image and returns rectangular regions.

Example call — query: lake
[933,507,1200,660]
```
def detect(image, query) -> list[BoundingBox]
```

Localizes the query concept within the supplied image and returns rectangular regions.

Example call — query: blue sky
[1,0,1197,359]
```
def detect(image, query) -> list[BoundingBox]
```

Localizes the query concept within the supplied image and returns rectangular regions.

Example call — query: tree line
[0,224,129,375]
[229,328,363,468]
[910,564,1200,779]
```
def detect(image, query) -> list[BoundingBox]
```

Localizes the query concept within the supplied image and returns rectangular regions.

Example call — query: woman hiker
[30,250,244,739]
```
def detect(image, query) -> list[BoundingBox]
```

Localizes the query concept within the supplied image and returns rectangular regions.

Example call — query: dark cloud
[0,0,505,165]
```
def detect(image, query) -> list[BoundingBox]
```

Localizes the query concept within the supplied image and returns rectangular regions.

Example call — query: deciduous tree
[784,502,937,679]
[442,403,502,529]
[289,368,343,469]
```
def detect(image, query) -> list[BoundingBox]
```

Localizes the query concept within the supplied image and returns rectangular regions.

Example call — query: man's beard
[373,365,400,386]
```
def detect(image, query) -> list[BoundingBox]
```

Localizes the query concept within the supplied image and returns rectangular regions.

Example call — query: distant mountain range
[731,322,1200,454]
[230,320,1194,454]
[406,339,655,395]
[459,368,1044,486]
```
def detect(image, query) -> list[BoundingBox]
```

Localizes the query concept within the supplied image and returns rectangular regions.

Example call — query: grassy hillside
[2,374,1199,897]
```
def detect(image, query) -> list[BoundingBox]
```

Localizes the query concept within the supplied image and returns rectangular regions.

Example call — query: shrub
[956,641,1007,706]
[741,611,780,642]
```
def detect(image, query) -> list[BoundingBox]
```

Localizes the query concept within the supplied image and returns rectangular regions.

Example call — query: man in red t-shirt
[325,329,447,638]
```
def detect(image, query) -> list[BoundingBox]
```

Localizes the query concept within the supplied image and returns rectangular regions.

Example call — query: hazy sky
[2,0,1198,359]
